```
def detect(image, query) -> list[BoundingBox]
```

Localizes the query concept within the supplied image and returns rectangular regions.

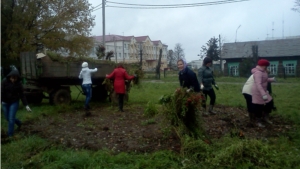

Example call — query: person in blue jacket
[177,58,200,92]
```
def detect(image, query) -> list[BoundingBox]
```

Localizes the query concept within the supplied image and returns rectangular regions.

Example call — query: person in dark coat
[177,58,200,92]
[106,63,135,112]
[1,69,32,137]
[198,57,219,115]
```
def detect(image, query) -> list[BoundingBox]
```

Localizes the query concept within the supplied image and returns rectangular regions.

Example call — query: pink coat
[251,66,273,104]
[106,67,134,94]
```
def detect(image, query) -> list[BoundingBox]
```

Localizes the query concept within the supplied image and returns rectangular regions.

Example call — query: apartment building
[91,35,168,71]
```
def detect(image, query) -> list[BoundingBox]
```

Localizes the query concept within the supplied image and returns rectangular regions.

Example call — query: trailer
[20,52,115,105]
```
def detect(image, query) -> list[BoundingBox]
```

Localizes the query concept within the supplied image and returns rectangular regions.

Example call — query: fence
[143,70,178,80]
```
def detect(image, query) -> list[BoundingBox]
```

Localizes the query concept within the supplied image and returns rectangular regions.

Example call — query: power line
[92,7,102,12]
[105,0,249,9]
[107,0,245,6]
[91,0,248,11]
[91,3,102,10]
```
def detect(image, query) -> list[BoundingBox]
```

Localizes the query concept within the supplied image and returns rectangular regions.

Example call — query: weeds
[144,101,158,117]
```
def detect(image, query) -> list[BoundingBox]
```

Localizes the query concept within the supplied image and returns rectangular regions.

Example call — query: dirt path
[2,105,294,153]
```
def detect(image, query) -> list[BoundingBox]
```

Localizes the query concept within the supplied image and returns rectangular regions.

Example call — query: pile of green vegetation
[159,88,206,139]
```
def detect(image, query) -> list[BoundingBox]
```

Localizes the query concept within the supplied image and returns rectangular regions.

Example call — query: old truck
[20,52,115,105]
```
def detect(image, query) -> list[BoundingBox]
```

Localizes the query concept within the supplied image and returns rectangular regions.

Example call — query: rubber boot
[209,105,217,115]
[255,119,265,128]
[263,112,273,124]
[202,105,209,116]
[119,101,124,112]
[249,112,256,126]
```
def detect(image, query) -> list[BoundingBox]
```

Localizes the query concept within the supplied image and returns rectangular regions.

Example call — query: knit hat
[203,57,212,66]
[82,62,88,68]
[257,59,270,67]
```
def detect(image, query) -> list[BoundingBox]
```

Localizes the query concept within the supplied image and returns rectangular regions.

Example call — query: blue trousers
[82,84,92,108]
[2,101,21,136]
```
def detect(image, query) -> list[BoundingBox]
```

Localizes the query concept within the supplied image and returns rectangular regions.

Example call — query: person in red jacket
[106,63,135,112]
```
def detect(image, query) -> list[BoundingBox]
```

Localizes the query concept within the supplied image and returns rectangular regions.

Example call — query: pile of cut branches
[159,88,206,139]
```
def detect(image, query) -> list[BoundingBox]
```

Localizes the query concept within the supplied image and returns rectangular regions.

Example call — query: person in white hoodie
[242,75,255,124]
[79,62,97,110]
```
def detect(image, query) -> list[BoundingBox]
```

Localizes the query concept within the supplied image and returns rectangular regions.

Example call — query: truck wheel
[53,89,71,105]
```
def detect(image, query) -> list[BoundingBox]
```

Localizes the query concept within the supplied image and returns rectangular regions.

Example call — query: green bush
[144,101,158,117]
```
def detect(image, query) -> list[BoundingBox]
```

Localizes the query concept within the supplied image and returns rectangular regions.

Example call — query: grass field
[1,76,300,169]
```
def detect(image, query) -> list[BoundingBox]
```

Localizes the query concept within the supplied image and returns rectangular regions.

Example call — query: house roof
[135,36,149,42]
[222,37,300,59]
[152,40,161,45]
[93,35,134,42]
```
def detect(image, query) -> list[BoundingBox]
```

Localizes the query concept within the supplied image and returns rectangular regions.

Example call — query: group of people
[1,61,135,138]
[79,62,135,112]
[1,57,275,138]
[242,59,276,127]
[177,57,276,127]
[177,57,219,115]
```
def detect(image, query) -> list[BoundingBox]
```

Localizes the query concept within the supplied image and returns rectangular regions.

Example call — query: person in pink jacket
[251,59,276,127]
[106,63,135,112]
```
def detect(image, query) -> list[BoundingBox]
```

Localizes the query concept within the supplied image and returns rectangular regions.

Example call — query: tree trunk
[156,49,162,79]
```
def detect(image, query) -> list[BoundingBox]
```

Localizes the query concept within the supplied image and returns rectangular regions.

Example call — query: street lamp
[235,25,241,43]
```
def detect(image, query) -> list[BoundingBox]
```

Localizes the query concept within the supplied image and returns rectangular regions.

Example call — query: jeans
[82,84,92,108]
[2,101,21,136]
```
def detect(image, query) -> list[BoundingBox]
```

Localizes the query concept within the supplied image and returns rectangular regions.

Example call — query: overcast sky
[89,0,300,62]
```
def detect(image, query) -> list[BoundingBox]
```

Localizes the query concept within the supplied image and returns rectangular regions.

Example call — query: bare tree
[292,0,300,13]
[167,49,174,67]
[173,43,185,61]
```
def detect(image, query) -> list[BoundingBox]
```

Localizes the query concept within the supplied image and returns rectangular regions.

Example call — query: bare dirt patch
[2,104,294,153]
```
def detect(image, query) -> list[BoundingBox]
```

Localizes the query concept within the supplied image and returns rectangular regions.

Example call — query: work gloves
[186,88,194,93]
[26,105,32,112]
[200,84,204,90]
[262,95,268,101]
[214,84,219,90]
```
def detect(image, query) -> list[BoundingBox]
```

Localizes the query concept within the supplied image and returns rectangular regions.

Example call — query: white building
[91,35,168,71]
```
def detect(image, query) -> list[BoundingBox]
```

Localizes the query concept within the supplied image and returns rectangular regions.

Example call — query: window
[228,62,239,76]
[283,60,297,76]
[230,66,238,76]
[285,63,295,75]
[124,53,127,58]
[269,61,278,75]
[119,53,121,58]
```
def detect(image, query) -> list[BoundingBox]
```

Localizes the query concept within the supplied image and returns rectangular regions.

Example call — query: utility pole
[219,34,222,74]
[102,0,105,48]
[113,36,117,63]
[139,43,143,68]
